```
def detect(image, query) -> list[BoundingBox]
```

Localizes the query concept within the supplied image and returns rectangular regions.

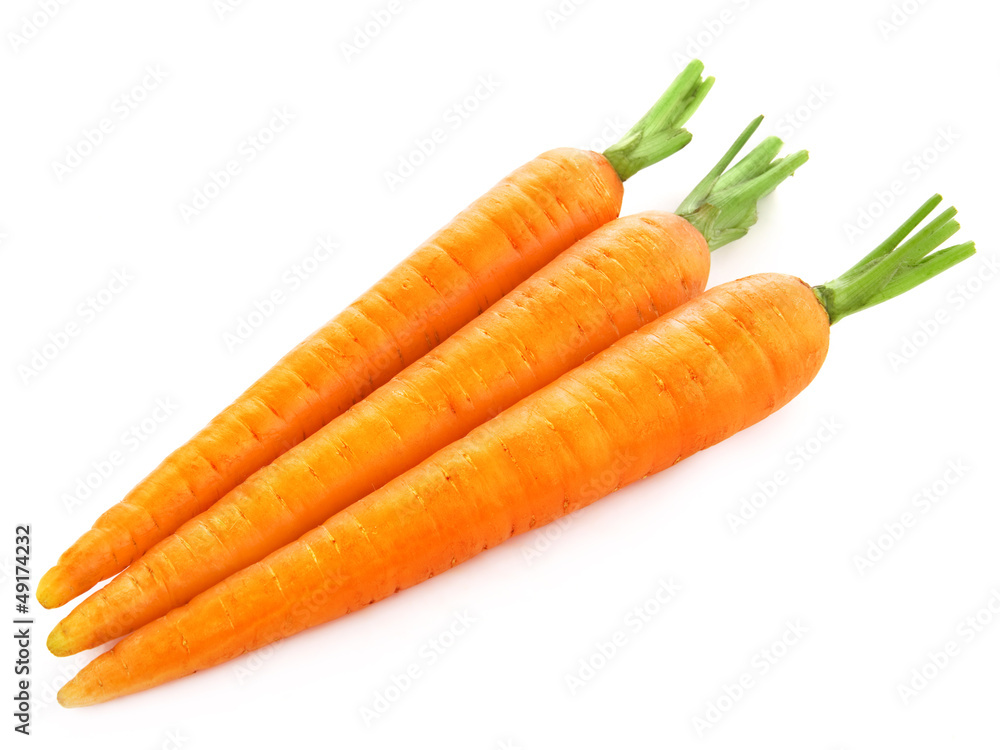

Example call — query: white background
[2,0,998,746]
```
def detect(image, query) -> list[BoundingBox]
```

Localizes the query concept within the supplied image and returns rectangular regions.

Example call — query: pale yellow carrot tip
[46,624,75,658]
[36,565,74,609]
[58,661,122,708]
[47,602,104,656]
[56,679,96,709]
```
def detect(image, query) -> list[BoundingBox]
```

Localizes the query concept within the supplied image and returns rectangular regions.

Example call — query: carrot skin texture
[58,274,829,707]
[48,212,709,654]
[37,149,624,609]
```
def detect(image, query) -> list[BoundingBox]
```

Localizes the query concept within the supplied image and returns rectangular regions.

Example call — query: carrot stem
[813,195,977,324]
[676,117,809,250]
[603,60,714,181]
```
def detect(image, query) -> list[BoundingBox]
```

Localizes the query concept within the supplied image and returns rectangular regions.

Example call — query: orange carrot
[48,118,807,655]
[56,196,976,707]
[37,62,714,609]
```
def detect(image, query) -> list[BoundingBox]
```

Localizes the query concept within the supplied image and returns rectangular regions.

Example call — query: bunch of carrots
[40,61,978,707]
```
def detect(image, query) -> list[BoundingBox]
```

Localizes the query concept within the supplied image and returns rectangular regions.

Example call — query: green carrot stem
[813,195,977,324]
[603,60,715,181]
[676,116,809,251]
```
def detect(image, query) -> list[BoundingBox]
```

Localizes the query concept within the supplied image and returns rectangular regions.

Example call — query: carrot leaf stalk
[813,195,977,324]
[603,59,715,181]
[675,115,809,251]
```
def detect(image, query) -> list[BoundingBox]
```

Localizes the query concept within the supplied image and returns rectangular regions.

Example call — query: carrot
[57,196,975,707]
[37,62,714,609]
[48,118,808,655]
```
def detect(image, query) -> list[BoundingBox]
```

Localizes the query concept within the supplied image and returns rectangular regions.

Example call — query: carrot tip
[56,679,92,709]
[36,566,75,609]
[47,624,76,658]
